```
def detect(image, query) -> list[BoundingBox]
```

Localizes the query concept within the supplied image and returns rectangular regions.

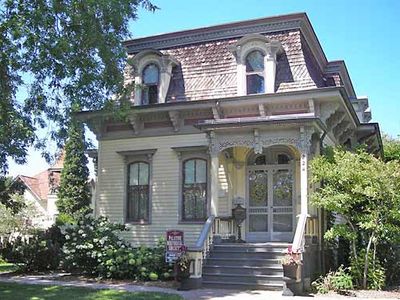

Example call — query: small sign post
[165,230,185,263]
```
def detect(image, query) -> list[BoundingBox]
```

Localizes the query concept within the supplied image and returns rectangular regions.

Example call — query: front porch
[187,124,323,290]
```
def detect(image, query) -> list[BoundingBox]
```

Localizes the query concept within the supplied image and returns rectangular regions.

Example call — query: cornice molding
[125,19,302,54]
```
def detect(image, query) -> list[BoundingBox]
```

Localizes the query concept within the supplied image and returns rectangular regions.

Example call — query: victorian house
[79,13,382,290]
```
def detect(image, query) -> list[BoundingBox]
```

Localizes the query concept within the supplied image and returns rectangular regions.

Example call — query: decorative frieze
[207,127,315,155]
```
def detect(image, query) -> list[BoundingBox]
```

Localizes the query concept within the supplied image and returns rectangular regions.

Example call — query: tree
[0,176,26,213]
[310,147,400,289]
[382,134,400,162]
[0,0,157,175]
[56,118,91,220]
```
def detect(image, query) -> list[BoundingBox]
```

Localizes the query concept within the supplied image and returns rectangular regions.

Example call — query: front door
[246,165,294,242]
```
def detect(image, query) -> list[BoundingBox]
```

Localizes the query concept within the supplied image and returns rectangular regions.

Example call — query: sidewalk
[0,274,394,300]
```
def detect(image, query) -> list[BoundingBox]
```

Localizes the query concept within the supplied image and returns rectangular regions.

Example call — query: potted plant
[175,252,192,290]
[281,245,303,296]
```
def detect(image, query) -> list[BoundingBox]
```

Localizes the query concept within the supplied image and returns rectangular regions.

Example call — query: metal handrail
[189,215,215,252]
[292,213,308,253]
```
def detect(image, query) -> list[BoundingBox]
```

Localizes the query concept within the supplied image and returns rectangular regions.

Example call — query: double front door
[246,165,295,242]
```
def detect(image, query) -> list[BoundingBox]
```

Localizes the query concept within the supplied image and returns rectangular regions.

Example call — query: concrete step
[203,265,283,276]
[202,280,283,290]
[212,246,287,253]
[205,257,282,267]
[203,273,283,285]
[209,251,284,259]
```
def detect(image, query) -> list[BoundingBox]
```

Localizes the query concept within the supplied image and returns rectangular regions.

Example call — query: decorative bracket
[168,111,180,132]
[128,114,140,135]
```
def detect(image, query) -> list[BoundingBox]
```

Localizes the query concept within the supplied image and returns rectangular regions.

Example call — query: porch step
[202,243,288,290]
[203,265,283,276]
[201,280,283,290]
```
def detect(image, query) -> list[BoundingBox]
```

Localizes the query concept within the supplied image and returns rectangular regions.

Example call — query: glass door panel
[247,169,269,241]
[271,168,294,241]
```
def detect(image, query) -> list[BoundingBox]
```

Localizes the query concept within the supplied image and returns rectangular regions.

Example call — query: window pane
[195,159,206,183]
[273,214,293,232]
[247,74,264,94]
[183,183,206,220]
[246,51,264,72]
[143,64,159,84]
[148,85,158,104]
[138,162,149,185]
[184,160,195,184]
[249,170,268,207]
[273,170,293,206]
[129,163,139,186]
[277,154,290,164]
[249,214,268,232]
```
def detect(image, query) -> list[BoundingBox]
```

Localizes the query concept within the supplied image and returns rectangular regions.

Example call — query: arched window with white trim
[245,50,265,94]
[142,64,159,105]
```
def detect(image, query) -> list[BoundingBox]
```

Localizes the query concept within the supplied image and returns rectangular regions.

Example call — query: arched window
[245,50,265,95]
[182,158,207,221]
[127,162,150,222]
[277,153,291,165]
[142,64,159,105]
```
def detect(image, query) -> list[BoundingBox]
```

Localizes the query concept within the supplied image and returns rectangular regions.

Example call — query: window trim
[127,161,150,224]
[245,50,265,95]
[141,63,160,105]
[118,149,156,225]
[173,149,210,224]
[228,34,282,96]
[181,158,208,222]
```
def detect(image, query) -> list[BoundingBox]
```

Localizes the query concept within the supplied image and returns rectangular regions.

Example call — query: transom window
[142,64,159,105]
[127,162,150,223]
[245,50,265,95]
[182,158,207,221]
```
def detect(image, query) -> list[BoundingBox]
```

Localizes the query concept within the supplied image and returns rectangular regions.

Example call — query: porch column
[300,150,308,215]
[210,152,219,216]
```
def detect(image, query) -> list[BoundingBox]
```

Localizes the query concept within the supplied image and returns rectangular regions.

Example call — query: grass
[0,282,183,300]
[0,263,19,273]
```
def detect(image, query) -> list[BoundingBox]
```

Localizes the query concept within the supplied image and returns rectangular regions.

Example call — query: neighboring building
[16,153,96,228]
[15,155,64,228]
[79,13,382,290]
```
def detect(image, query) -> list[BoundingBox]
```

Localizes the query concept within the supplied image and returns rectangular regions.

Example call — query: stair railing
[292,213,308,253]
[187,215,215,279]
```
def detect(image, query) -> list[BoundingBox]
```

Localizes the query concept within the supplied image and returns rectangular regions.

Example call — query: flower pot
[283,263,301,280]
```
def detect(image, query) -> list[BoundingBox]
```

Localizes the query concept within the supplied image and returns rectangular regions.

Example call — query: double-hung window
[246,50,265,94]
[182,158,207,221]
[142,64,159,105]
[127,162,150,223]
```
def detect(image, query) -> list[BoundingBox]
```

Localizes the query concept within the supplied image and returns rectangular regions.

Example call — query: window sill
[178,220,206,225]
[125,221,151,225]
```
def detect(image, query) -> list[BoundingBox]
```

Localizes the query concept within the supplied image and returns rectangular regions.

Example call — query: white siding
[97,133,208,247]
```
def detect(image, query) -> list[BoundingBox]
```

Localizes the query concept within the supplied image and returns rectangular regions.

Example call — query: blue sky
[8,0,400,177]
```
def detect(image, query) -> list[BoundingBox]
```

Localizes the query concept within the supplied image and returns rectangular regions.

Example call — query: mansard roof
[124,12,355,102]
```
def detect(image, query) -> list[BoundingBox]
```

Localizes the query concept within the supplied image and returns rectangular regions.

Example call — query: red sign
[165,230,185,263]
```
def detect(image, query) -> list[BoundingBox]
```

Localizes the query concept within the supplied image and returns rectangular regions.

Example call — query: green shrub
[0,225,64,272]
[312,265,353,294]
[350,250,385,290]
[61,215,172,280]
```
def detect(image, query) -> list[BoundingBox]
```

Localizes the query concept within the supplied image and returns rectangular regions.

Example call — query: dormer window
[229,34,282,95]
[142,64,159,105]
[246,50,265,94]
[130,49,179,106]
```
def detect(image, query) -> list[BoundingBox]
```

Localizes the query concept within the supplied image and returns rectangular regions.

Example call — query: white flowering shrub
[61,215,172,280]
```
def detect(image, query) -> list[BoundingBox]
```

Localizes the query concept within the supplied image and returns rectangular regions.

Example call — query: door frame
[245,163,296,242]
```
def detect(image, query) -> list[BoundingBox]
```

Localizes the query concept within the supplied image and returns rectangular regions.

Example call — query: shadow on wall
[275,51,295,91]
[166,65,187,102]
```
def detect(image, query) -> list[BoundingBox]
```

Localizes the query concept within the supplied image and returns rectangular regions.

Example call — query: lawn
[0,282,183,300]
